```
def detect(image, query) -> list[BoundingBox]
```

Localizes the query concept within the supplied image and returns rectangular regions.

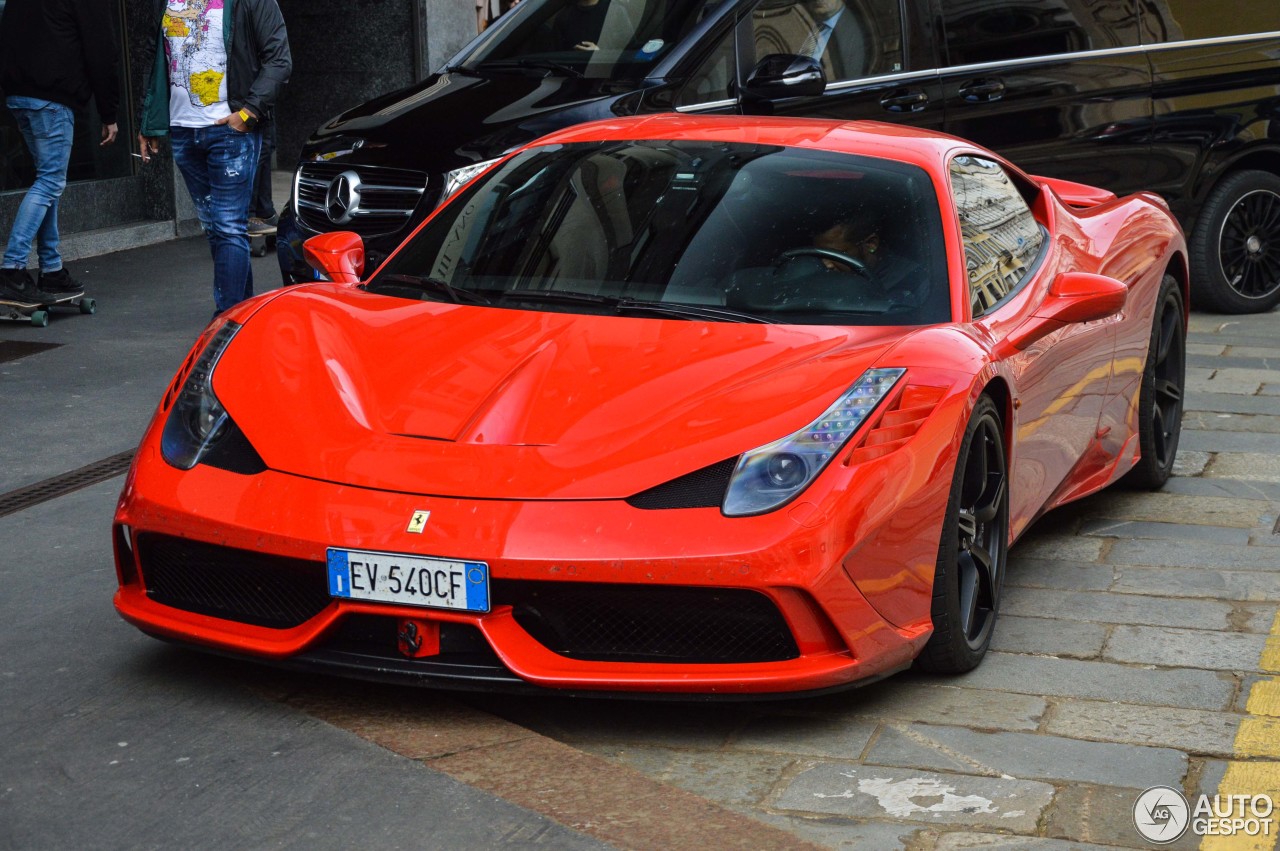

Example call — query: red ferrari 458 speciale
[113,115,1187,696]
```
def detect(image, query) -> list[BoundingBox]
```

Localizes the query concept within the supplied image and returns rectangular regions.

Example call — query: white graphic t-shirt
[163,0,232,127]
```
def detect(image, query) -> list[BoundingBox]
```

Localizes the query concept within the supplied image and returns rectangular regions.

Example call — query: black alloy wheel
[1191,170,1280,313]
[1123,274,1186,489]
[917,395,1009,673]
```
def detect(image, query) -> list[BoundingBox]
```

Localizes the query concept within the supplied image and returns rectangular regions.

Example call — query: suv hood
[214,286,906,500]
[301,71,634,177]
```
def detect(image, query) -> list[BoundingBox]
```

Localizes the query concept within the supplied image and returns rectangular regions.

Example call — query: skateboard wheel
[80,298,96,314]
[30,310,48,327]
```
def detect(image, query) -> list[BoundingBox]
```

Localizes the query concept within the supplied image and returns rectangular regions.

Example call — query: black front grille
[138,534,330,629]
[295,162,432,238]
[494,581,798,664]
[626,457,737,510]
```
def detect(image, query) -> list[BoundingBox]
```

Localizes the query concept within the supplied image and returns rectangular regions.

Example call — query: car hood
[300,71,631,177]
[214,285,907,500]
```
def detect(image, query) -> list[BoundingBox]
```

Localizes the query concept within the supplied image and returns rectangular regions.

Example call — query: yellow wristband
[237,108,255,125]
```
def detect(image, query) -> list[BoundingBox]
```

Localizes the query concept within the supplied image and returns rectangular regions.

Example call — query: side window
[676,23,737,106]
[941,0,1141,66]
[749,0,903,82]
[950,156,1044,316]
[1139,0,1272,42]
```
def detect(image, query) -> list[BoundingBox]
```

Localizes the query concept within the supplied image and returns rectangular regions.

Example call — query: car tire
[917,394,1008,674]
[1189,169,1280,314]
[1121,274,1186,490]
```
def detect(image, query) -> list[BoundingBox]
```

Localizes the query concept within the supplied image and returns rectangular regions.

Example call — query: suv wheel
[1189,169,1280,314]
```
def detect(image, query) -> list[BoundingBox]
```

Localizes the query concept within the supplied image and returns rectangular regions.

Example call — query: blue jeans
[170,125,262,313]
[3,97,75,273]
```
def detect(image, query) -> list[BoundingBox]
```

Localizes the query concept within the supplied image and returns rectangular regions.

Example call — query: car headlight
[441,157,501,202]
[160,320,263,473]
[722,368,906,516]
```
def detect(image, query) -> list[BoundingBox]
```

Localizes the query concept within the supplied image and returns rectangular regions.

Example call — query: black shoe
[36,267,85,300]
[248,216,278,237]
[0,267,39,306]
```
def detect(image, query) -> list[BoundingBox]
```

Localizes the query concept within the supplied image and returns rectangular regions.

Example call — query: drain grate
[0,340,62,364]
[0,450,136,518]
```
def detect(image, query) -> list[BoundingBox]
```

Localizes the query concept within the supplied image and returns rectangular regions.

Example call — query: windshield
[460,0,726,80]
[371,139,950,326]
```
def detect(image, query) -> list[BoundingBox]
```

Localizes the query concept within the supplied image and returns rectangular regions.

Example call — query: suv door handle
[958,79,1006,102]
[879,89,930,112]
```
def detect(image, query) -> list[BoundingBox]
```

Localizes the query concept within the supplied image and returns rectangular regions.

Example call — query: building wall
[0,0,477,254]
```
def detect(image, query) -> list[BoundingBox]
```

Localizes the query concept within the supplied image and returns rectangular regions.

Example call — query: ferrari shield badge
[406,510,430,534]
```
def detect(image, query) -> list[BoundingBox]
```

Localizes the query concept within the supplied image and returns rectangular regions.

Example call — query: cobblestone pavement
[466,309,1280,850]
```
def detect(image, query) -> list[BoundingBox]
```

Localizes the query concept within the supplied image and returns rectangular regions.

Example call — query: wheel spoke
[957,552,981,637]
[1155,377,1182,405]
[957,509,978,546]
[975,474,1006,524]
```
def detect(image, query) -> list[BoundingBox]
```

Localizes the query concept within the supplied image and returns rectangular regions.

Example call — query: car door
[952,155,1115,538]
[936,0,1154,195]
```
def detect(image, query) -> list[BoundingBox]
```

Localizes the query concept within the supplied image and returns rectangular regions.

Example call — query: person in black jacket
[0,0,120,306]
[136,0,290,316]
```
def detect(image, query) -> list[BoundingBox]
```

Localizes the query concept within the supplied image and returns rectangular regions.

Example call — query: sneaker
[36,267,85,300]
[0,267,39,306]
[248,216,278,236]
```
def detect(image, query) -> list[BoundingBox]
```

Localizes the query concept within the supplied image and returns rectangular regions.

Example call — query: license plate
[326,548,489,613]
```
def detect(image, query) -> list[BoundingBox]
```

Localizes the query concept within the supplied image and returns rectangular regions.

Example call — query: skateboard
[0,292,96,327]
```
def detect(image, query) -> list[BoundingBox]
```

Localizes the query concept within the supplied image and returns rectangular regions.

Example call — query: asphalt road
[1,237,1277,850]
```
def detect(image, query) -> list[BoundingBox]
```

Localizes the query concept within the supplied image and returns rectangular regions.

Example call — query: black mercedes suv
[279,0,1280,313]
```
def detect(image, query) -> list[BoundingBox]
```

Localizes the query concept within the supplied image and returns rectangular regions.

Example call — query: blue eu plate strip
[465,562,489,612]
[327,549,351,597]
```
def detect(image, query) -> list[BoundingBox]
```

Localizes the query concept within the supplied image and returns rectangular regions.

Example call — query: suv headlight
[160,320,263,473]
[441,157,501,202]
[723,368,905,516]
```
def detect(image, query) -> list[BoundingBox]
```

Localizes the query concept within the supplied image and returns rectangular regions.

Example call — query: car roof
[526,114,977,175]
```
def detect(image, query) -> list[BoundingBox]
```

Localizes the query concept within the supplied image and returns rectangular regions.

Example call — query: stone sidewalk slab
[1185,391,1280,416]
[999,587,1235,631]
[1078,518,1249,545]
[773,763,1054,832]
[1180,430,1280,453]
[729,715,879,760]
[1108,538,1280,572]
[1103,625,1270,672]
[1206,453,1280,482]
[931,833,1122,850]
[862,723,1186,788]
[830,681,1048,733]
[1111,565,1280,602]
[1046,784,1202,850]
[1071,491,1265,528]
[948,653,1234,710]
[1160,476,1280,501]
[1183,411,1280,434]
[1005,559,1114,591]
[1045,699,1241,757]
[990,615,1107,659]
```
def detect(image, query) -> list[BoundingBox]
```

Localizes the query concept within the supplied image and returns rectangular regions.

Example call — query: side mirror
[743,54,826,101]
[303,232,365,283]
[999,272,1127,355]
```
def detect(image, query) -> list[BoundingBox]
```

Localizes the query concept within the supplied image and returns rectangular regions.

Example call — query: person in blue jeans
[136,0,290,317]
[0,0,120,306]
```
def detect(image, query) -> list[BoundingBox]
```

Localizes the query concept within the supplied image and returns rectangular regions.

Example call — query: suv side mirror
[303,232,365,283]
[998,272,1128,355]
[743,54,826,101]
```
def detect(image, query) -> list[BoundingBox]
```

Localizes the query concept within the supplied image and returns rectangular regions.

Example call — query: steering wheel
[777,247,871,278]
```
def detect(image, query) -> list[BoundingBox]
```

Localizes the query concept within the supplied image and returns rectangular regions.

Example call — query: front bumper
[113,447,933,695]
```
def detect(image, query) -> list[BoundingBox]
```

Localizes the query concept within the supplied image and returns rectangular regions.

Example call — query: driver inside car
[808,210,926,306]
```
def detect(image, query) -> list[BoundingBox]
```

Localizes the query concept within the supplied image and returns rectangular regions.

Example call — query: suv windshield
[371,139,949,326]
[461,0,726,80]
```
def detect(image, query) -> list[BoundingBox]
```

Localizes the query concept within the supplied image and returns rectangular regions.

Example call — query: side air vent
[847,385,946,465]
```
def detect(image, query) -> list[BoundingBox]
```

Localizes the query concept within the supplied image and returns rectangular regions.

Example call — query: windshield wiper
[614,298,776,324]
[496,289,774,323]
[475,58,585,78]
[369,273,492,305]
[496,288,614,306]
